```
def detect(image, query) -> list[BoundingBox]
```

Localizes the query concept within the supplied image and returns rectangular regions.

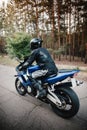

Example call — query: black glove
[19,66,23,71]
[19,65,27,71]
[19,61,29,71]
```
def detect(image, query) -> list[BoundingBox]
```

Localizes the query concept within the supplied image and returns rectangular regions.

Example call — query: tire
[51,86,80,118]
[15,78,27,96]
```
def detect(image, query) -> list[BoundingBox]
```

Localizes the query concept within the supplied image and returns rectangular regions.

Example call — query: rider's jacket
[24,47,58,76]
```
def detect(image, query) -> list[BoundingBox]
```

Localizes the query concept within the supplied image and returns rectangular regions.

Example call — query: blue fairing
[44,70,80,84]
[27,65,80,85]
[28,65,40,73]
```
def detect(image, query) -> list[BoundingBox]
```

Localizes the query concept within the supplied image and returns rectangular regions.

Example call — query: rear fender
[55,78,83,89]
[55,82,72,88]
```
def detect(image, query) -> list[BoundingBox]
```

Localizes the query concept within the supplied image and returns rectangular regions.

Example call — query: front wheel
[51,87,80,118]
[15,78,27,96]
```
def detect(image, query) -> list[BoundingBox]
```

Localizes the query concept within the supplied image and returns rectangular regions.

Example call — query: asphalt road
[0,64,87,130]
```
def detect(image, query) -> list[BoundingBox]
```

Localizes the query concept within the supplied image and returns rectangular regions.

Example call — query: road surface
[0,64,87,130]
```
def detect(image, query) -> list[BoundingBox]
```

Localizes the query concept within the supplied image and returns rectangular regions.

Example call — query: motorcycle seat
[58,69,75,73]
[48,74,57,78]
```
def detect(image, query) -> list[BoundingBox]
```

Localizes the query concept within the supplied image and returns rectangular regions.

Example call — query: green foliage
[6,32,32,60]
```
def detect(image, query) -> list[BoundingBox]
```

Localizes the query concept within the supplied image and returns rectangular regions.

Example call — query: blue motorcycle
[15,58,82,118]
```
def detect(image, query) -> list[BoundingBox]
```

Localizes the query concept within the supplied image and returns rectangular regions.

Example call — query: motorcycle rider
[21,38,58,98]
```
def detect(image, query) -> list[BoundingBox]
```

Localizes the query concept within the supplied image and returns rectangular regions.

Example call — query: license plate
[71,78,77,87]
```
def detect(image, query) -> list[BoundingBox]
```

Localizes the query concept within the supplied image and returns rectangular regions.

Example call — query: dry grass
[0,55,18,67]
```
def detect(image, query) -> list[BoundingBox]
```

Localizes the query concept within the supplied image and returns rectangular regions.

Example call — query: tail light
[73,72,78,77]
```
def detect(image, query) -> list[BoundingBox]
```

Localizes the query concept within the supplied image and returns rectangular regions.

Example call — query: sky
[0,0,9,7]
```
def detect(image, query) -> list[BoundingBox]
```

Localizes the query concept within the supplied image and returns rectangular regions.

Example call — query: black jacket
[25,47,58,76]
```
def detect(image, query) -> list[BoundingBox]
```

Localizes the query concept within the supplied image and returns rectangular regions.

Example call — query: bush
[6,32,32,60]
[0,37,6,54]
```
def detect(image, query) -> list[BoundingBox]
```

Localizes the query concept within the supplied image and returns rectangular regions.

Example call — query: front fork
[14,74,31,88]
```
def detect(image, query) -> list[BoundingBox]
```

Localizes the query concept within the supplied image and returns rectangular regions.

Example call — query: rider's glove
[19,66,23,71]
[19,62,29,71]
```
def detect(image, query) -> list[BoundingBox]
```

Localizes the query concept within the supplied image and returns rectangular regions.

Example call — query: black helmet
[30,38,43,50]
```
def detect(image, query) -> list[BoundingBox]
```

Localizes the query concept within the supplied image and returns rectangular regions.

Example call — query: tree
[0,0,87,63]
[6,32,32,59]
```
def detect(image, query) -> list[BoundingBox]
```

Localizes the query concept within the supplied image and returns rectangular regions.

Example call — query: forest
[0,0,87,63]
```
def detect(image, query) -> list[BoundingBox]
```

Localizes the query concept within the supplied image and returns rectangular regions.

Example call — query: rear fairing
[43,69,80,84]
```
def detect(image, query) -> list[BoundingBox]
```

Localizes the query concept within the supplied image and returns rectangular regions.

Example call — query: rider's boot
[34,82,46,98]
[29,77,46,98]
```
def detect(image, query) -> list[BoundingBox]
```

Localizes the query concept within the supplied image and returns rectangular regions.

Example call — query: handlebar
[16,62,24,72]
[15,56,29,72]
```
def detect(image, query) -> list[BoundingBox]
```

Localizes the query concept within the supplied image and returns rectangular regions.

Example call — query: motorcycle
[15,57,83,118]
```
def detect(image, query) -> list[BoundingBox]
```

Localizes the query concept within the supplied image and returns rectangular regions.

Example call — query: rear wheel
[15,78,27,96]
[51,87,80,118]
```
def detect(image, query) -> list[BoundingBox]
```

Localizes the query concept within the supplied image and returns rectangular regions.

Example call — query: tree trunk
[56,0,61,61]
[68,13,71,62]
